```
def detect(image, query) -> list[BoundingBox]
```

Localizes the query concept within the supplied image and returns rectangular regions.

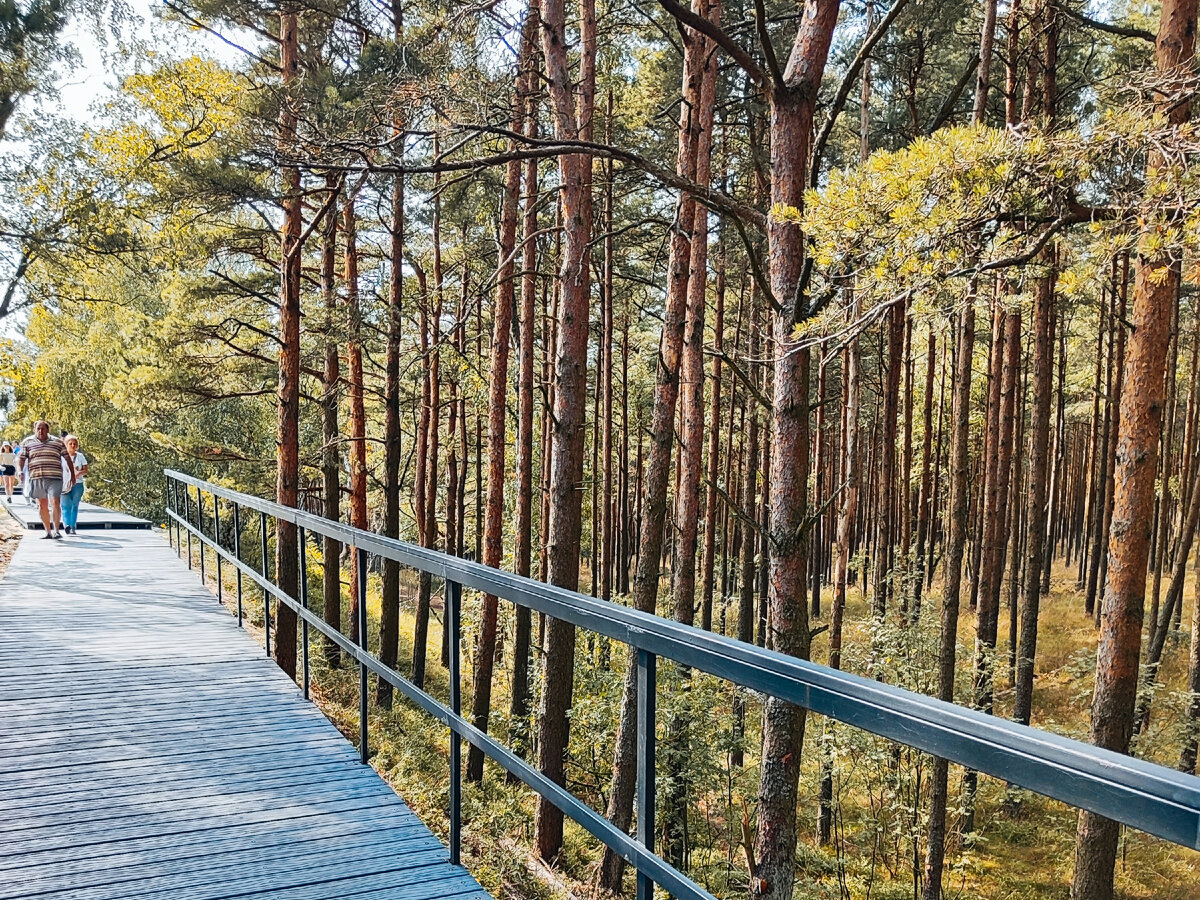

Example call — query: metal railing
[163,470,1200,900]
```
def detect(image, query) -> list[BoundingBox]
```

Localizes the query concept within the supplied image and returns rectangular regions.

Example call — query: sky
[47,0,249,124]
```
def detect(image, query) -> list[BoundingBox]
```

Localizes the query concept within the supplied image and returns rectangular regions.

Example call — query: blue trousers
[62,482,84,529]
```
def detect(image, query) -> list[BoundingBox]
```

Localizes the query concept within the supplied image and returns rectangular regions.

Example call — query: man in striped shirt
[21,421,77,540]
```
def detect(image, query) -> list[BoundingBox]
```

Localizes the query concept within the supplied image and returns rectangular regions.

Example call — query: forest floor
[179,535,1199,900]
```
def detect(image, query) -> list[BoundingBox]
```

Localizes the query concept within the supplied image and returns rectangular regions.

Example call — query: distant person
[20,421,76,539]
[60,435,87,535]
[15,442,31,505]
[0,442,15,501]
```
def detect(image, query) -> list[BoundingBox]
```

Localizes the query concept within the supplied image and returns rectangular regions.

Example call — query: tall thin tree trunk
[467,14,534,782]
[273,4,301,680]
[376,1,406,707]
[1014,253,1056,726]
[534,0,596,860]
[320,172,342,668]
[345,191,368,647]
[752,6,841,894]
[1073,4,1196,894]
[378,98,405,706]
[413,170,443,688]
[596,7,703,882]
[511,49,540,762]
[922,294,976,900]
[700,232,726,632]
[913,329,936,617]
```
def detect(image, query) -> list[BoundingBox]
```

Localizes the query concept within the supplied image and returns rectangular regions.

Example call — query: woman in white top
[60,435,88,535]
[0,442,16,501]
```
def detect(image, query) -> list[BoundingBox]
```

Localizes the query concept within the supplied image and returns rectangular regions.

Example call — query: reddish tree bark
[510,29,540,760]
[1073,3,1197,894]
[534,0,596,860]
[1014,256,1056,726]
[377,0,405,709]
[319,172,342,668]
[596,4,705,882]
[467,11,536,782]
[700,234,726,631]
[344,191,368,647]
[752,6,841,896]
[922,295,976,900]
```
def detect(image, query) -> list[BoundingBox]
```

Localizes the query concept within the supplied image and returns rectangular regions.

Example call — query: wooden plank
[0,528,487,900]
[0,756,363,811]
[18,832,448,900]
[2,499,150,530]
[0,805,417,875]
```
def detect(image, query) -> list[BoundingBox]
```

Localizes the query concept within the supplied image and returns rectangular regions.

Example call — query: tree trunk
[752,7,841,893]
[922,295,976,900]
[413,172,443,688]
[1014,252,1055,726]
[319,172,342,668]
[964,302,1020,835]
[1072,4,1196,894]
[378,137,404,707]
[913,330,936,617]
[872,302,904,618]
[467,11,534,782]
[273,4,301,681]
[510,22,540,762]
[700,234,726,632]
[733,316,760,772]
[534,0,596,861]
[596,7,703,882]
[345,191,368,648]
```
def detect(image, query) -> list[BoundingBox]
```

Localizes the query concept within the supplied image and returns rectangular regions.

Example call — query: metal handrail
[164,470,1200,900]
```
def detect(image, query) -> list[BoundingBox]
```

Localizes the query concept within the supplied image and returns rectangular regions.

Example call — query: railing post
[448,578,462,867]
[185,486,193,569]
[197,488,206,586]
[357,547,369,764]
[173,479,181,555]
[233,502,243,627]
[636,648,657,900]
[165,477,173,552]
[260,510,270,656]
[213,495,222,606]
[299,525,309,700]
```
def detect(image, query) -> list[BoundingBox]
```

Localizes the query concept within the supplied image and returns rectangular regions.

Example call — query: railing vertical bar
[636,648,657,900]
[357,547,369,764]
[198,487,206,586]
[185,486,193,569]
[299,525,310,700]
[165,477,173,552]
[214,496,223,605]
[448,578,463,867]
[260,510,270,656]
[233,502,243,627]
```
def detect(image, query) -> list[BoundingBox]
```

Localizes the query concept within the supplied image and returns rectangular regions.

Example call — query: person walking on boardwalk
[60,435,87,535]
[14,442,31,505]
[21,421,76,539]
[0,442,16,502]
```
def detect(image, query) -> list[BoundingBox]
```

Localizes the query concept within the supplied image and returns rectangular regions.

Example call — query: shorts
[0,466,13,477]
[28,478,63,500]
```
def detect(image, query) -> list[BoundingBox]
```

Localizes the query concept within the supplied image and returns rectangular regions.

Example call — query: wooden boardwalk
[0,524,490,900]
[2,495,150,530]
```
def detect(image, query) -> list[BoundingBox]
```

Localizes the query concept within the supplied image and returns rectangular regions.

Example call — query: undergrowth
[184,534,1199,900]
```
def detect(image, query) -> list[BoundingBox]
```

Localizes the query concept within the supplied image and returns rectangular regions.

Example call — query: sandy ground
[0,503,25,576]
